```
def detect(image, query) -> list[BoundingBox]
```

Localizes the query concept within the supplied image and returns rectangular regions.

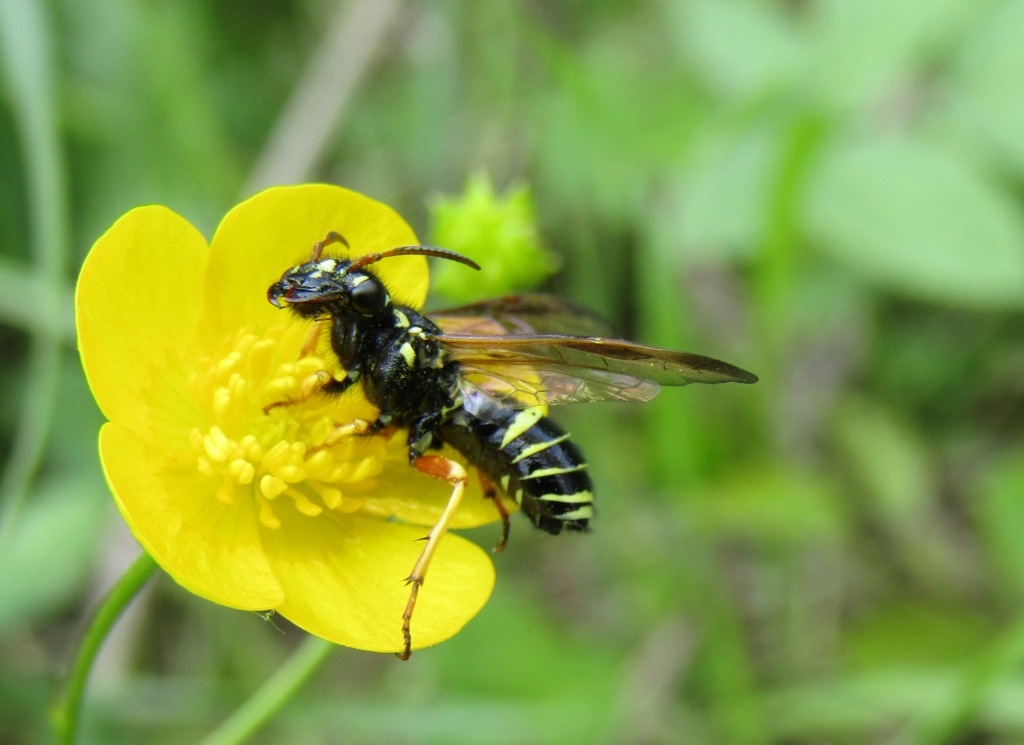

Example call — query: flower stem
[198,635,335,745]
[52,552,158,745]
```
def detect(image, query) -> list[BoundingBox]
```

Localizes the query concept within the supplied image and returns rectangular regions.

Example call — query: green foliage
[3,0,1024,743]
[978,452,1024,597]
[806,138,1024,308]
[0,478,108,631]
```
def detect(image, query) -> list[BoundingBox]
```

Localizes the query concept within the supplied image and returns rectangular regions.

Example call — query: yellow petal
[202,185,426,346]
[100,423,285,610]
[77,206,207,427]
[263,510,494,653]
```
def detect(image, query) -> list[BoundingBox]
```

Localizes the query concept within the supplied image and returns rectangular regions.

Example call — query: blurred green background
[3,0,1024,743]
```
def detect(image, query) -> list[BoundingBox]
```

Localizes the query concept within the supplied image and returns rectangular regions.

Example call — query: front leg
[262,369,358,414]
[307,414,398,453]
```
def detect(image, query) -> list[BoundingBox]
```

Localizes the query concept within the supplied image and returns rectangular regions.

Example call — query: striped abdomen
[439,404,593,534]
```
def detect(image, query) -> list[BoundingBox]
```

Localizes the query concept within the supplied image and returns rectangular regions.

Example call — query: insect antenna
[311,231,350,261]
[348,245,481,272]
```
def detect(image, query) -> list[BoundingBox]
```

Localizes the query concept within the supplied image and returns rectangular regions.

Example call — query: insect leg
[477,470,511,554]
[400,455,468,660]
[306,418,371,452]
[307,418,398,454]
[262,370,355,414]
[297,320,326,358]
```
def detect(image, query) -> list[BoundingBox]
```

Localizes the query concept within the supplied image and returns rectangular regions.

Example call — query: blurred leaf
[664,124,777,261]
[312,697,590,745]
[844,603,991,671]
[0,258,74,338]
[806,0,977,111]
[830,397,977,597]
[765,666,1024,740]
[533,34,700,225]
[48,356,107,473]
[870,308,1006,421]
[669,0,803,102]
[62,0,240,235]
[933,0,1024,177]
[976,449,1024,596]
[805,138,1024,308]
[700,463,847,548]
[832,397,935,525]
[439,587,615,699]
[0,477,108,630]
[429,589,618,744]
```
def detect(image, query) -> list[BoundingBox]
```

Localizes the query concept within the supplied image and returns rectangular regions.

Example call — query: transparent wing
[428,293,756,410]
[454,358,664,412]
[434,332,758,411]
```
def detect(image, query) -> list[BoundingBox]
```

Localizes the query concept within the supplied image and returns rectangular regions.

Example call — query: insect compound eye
[349,276,387,315]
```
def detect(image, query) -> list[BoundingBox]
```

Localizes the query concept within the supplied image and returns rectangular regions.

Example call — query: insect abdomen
[440,405,593,534]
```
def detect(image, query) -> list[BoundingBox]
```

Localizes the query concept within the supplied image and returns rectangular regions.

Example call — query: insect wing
[429,294,757,410]
[455,358,663,412]
[434,332,758,411]
[432,295,651,409]
[432,294,615,337]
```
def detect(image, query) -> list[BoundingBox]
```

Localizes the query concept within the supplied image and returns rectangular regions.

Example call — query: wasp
[267,232,757,658]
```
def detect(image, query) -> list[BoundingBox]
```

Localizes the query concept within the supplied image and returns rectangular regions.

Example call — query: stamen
[213,387,231,418]
[204,426,231,461]
[177,324,388,529]
[228,459,255,484]
[260,474,288,500]
[286,487,323,516]
[319,486,342,509]
[258,497,281,529]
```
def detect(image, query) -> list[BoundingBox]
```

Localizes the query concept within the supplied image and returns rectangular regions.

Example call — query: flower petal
[263,510,494,653]
[100,423,286,610]
[77,206,207,427]
[202,185,426,345]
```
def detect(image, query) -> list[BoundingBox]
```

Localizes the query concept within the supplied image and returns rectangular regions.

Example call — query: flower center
[179,324,387,529]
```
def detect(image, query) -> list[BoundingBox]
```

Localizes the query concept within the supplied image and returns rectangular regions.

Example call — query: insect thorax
[332,305,460,430]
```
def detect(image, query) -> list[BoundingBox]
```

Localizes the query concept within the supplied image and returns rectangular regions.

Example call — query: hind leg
[399,455,468,660]
[477,470,511,554]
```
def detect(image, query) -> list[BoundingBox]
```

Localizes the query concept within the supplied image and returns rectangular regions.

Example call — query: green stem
[52,552,158,745]
[753,113,828,362]
[198,636,335,745]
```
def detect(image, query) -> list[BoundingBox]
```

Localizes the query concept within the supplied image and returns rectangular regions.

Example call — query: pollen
[180,324,387,529]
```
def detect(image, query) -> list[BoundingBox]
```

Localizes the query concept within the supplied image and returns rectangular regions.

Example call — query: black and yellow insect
[267,232,757,658]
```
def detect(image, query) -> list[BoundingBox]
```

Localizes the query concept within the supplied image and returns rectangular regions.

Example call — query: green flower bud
[429,173,559,301]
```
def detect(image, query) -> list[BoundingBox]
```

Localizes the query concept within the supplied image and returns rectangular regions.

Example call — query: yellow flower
[76,184,498,654]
